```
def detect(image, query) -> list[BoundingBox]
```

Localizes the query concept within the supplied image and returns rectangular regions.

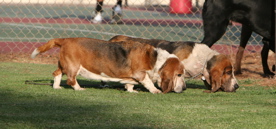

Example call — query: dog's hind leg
[52,68,63,89]
[66,67,85,90]
[235,26,252,75]
[261,38,275,77]
[67,75,85,90]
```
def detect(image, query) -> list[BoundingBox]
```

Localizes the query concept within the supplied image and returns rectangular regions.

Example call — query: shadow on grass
[186,82,206,90]
[0,91,163,128]
[25,79,208,94]
[25,79,151,92]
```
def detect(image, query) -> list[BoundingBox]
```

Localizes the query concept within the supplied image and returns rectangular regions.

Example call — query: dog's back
[109,35,167,47]
[110,40,158,71]
[109,35,200,60]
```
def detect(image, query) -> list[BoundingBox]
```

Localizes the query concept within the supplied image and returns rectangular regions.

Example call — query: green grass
[0,62,276,129]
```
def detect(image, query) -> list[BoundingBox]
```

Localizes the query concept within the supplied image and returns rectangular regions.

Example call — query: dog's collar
[185,59,208,82]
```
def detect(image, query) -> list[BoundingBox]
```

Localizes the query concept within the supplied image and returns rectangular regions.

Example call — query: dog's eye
[226,71,232,75]
[177,74,182,77]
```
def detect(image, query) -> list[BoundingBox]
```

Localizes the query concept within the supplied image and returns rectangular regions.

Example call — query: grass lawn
[0,62,275,129]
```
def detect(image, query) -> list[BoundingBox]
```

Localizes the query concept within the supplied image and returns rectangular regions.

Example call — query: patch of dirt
[0,53,58,64]
[1,52,275,87]
[230,53,276,87]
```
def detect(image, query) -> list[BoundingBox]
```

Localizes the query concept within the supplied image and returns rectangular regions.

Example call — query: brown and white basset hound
[31,37,186,94]
[109,35,239,93]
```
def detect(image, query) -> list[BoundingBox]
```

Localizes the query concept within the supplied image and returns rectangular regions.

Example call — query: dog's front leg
[139,74,162,94]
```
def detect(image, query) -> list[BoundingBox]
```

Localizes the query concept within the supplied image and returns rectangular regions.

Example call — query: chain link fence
[0,0,265,55]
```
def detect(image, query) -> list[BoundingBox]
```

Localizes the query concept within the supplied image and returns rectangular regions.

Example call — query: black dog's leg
[235,25,252,75]
[262,38,275,77]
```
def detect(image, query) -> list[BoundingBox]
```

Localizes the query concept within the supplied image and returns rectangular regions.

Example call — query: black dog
[201,0,275,77]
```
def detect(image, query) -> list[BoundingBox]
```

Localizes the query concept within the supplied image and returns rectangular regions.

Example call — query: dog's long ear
[209,69,223,92]
[158,63,173,94]
[160,78,174,94]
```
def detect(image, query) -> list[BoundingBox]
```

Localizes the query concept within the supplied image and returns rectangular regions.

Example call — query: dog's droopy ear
[209,69,223,92]
[160,78,174,94]
[158,62,174,94]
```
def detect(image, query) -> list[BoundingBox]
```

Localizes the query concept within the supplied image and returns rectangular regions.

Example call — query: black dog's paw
[264,72,275,79]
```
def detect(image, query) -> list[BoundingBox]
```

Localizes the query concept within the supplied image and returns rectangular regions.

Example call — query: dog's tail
[31,38,64,58]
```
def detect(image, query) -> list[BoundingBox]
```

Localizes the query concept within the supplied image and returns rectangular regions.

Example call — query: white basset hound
[31,37,186,93]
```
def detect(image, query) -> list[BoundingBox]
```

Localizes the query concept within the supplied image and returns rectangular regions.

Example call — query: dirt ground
[1,52,275,87]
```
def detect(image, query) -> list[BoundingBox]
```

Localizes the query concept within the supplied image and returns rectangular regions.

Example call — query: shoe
[114,5,122,14]
[110,5,123,24]
[91,12,102,23]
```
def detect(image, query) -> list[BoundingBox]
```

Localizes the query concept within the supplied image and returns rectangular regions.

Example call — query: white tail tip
[31,48,39,58]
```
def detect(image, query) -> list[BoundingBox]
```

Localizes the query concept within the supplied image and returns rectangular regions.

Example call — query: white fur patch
[182,44,219,77]
[31,48,39,58]
[78,66,138,85]
[100,73,110,77]
[53,73,62,89]
[168,54,178,59]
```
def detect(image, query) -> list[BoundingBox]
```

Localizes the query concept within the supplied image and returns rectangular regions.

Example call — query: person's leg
[110,0,123,24]
[116,0,122,7]
[92,0,104,23]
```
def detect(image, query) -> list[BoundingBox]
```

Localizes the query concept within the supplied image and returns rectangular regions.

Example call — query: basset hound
[31,37,186,93]
[109,35,239,93]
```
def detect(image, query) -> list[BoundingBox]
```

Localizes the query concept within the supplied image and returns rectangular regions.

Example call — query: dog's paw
[150,89,162,94]
[53,86,63,89]
[264,72,275,79]
[127,90,139,93]
[74,88,86,91]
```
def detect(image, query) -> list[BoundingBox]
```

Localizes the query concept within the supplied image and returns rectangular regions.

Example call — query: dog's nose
[234,84,239,89]
[183,86,187,91]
